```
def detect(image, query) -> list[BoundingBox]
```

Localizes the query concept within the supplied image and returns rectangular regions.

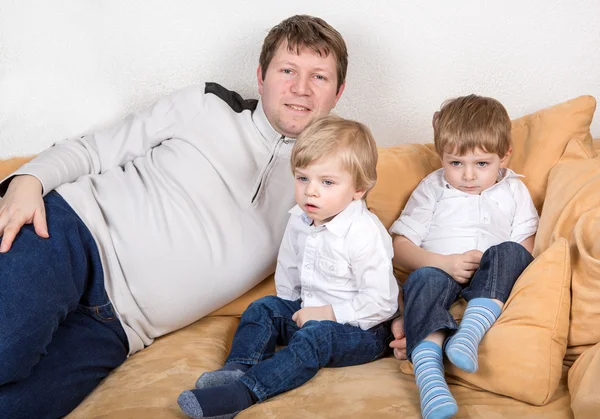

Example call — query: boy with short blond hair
[391,95,538,419]
[178,115,398,419]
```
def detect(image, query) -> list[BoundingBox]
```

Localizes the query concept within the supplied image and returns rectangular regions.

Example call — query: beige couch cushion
[569,341,600,419]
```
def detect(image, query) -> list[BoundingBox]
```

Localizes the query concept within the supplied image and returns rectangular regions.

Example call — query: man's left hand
[292,305,336,327]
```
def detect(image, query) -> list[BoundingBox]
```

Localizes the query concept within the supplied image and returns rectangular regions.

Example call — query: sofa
[1,95,599,418]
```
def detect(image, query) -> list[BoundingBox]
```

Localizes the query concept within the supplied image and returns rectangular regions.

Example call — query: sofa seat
[67,314,573,419]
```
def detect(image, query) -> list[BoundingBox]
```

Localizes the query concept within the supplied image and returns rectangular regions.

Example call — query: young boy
[178,115,399,419]
[390,95,539,419]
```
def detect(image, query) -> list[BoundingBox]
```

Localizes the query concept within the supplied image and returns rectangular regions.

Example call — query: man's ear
[257,65,264,96]
[334,81,346,107]
[500,147,513,167]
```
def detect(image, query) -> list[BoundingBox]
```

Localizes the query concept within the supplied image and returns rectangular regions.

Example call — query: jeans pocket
[77,301,117,323]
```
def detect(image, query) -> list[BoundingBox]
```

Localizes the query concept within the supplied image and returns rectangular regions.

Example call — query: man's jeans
[403,241,534,359]
[226,296,393,401]
[0,191,128,419]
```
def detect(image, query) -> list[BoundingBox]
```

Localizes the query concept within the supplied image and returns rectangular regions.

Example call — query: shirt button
[311,233,317,238]
[307,293,313,298]
[305,264,312,269]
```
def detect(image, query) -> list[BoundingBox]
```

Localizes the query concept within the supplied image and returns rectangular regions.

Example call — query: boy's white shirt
[389,168,539,255]
[275,199,399,330]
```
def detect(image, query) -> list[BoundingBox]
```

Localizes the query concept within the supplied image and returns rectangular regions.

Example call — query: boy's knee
[405,267,453,294]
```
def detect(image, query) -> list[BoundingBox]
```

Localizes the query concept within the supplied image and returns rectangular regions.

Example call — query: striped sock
[445,298,501,373]
[412,340,458,419]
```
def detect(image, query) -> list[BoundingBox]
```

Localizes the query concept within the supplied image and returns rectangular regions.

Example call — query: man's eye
[282,69,293,74]
[314,74,326,81]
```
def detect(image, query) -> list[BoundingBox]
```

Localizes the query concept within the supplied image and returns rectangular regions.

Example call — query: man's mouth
[286,104,311,112]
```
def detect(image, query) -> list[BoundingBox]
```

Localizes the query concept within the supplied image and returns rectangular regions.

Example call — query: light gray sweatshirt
[1,83,296,354]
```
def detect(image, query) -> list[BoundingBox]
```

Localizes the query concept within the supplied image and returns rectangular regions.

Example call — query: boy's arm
[393,234,481,284]
[274,216,302,301]
[509,179,539,253]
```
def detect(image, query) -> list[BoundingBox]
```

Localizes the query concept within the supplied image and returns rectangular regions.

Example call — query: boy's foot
[178,380,256,419]
[413,340,458,419]
[195,362,251,389]
[445,298,501,373]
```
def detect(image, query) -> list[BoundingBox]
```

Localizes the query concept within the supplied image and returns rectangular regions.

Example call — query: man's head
[258,15,348,138]
[433,95,513,194]
[290,116,378,225]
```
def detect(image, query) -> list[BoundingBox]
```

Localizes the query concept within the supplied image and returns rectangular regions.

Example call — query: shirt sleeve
[509,179,539,243]
[331,220,399,330]
[388,178,436,246]
[0,85,206,196]
[275,216,302,301]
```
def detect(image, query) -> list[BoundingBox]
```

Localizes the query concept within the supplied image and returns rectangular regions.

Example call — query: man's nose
[291,74,311,96]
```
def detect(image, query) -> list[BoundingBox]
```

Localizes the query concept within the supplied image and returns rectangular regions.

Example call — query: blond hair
[291,116,378,194]
[433,94,512,158]
[259,15,348,93]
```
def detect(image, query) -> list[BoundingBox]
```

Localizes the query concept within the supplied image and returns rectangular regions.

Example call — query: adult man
[0,15,346,418]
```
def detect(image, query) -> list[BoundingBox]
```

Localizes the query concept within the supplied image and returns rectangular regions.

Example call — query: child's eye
[322,180,334,186]
[296,176,308,182]
[450,161,461,167]
[476,162,489,167]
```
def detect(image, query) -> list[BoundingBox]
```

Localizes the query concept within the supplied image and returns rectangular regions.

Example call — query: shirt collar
[252,98,295,157]
[288,199,366,237]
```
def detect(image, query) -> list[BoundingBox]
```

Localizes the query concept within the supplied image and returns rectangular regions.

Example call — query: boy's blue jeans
[0,191,128,419]
[403,241,533,360]
[226,295,393,401]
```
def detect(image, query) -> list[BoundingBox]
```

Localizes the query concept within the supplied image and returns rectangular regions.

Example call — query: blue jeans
[226,296,393,401]
[403,241,533,360]
[0,191,128,419]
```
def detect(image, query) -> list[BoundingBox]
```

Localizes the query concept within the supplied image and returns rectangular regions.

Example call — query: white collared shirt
[275,199,399,330]
[390,168,539,255]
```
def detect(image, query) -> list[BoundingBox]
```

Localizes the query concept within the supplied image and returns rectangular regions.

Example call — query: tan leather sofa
[1,96,599,418]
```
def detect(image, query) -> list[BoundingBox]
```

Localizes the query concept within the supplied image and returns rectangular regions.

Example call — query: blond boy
[391,95,538,419]
[179,116,398,418]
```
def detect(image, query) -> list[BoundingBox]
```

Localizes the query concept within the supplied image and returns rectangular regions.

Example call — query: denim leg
[462,241,534,303]
[0,191,128,418]
[239,319,392,401]
[403,267,462,360]
[0,304,128,419]
[226,296,302,365]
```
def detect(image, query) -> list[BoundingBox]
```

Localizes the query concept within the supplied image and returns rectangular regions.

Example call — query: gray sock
[195,363,250,389]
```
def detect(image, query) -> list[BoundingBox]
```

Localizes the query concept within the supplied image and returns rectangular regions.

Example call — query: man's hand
[389,316,407,360]
[292,305,336,328]
[440,250,483,284]
[0,175,48,253]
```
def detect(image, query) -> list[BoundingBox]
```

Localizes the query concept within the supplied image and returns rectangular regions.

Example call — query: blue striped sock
[412,340,458,419]
[445,298,501,373]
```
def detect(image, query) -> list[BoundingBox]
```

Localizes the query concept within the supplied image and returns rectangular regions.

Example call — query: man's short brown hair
[433,94,512,158]
[259,15,348,93]
[291,116,378,194]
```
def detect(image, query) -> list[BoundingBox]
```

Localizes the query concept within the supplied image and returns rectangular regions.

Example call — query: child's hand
[441,250,483,284]
[292,305,336,327]
[389,316,408,360]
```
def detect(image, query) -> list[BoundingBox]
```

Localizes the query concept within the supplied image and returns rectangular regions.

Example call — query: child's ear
[500,148,513,168]
[353,189,366,200]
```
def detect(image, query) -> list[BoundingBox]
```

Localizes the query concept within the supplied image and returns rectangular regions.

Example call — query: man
[0,15,347,418]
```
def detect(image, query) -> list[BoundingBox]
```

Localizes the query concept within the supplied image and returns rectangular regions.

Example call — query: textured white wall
[0,0,599,158]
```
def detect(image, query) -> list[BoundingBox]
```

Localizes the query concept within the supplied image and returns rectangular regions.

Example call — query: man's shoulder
[204,82,259,113]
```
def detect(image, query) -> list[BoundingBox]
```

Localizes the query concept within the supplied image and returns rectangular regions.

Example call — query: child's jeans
[403,241,533,360]
[226,296,393,401]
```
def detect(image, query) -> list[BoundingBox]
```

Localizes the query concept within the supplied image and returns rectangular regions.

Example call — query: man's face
[258,42,345,138]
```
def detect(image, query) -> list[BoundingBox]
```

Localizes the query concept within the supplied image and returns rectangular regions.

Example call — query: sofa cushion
[532,155,600,364]
[569,340,600,419]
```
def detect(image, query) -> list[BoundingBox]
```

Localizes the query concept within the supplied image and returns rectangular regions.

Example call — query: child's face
[441,147,511,195]
[294,155,365,226]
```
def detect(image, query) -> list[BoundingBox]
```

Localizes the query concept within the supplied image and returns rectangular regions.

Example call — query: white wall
[0,0,599,158]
